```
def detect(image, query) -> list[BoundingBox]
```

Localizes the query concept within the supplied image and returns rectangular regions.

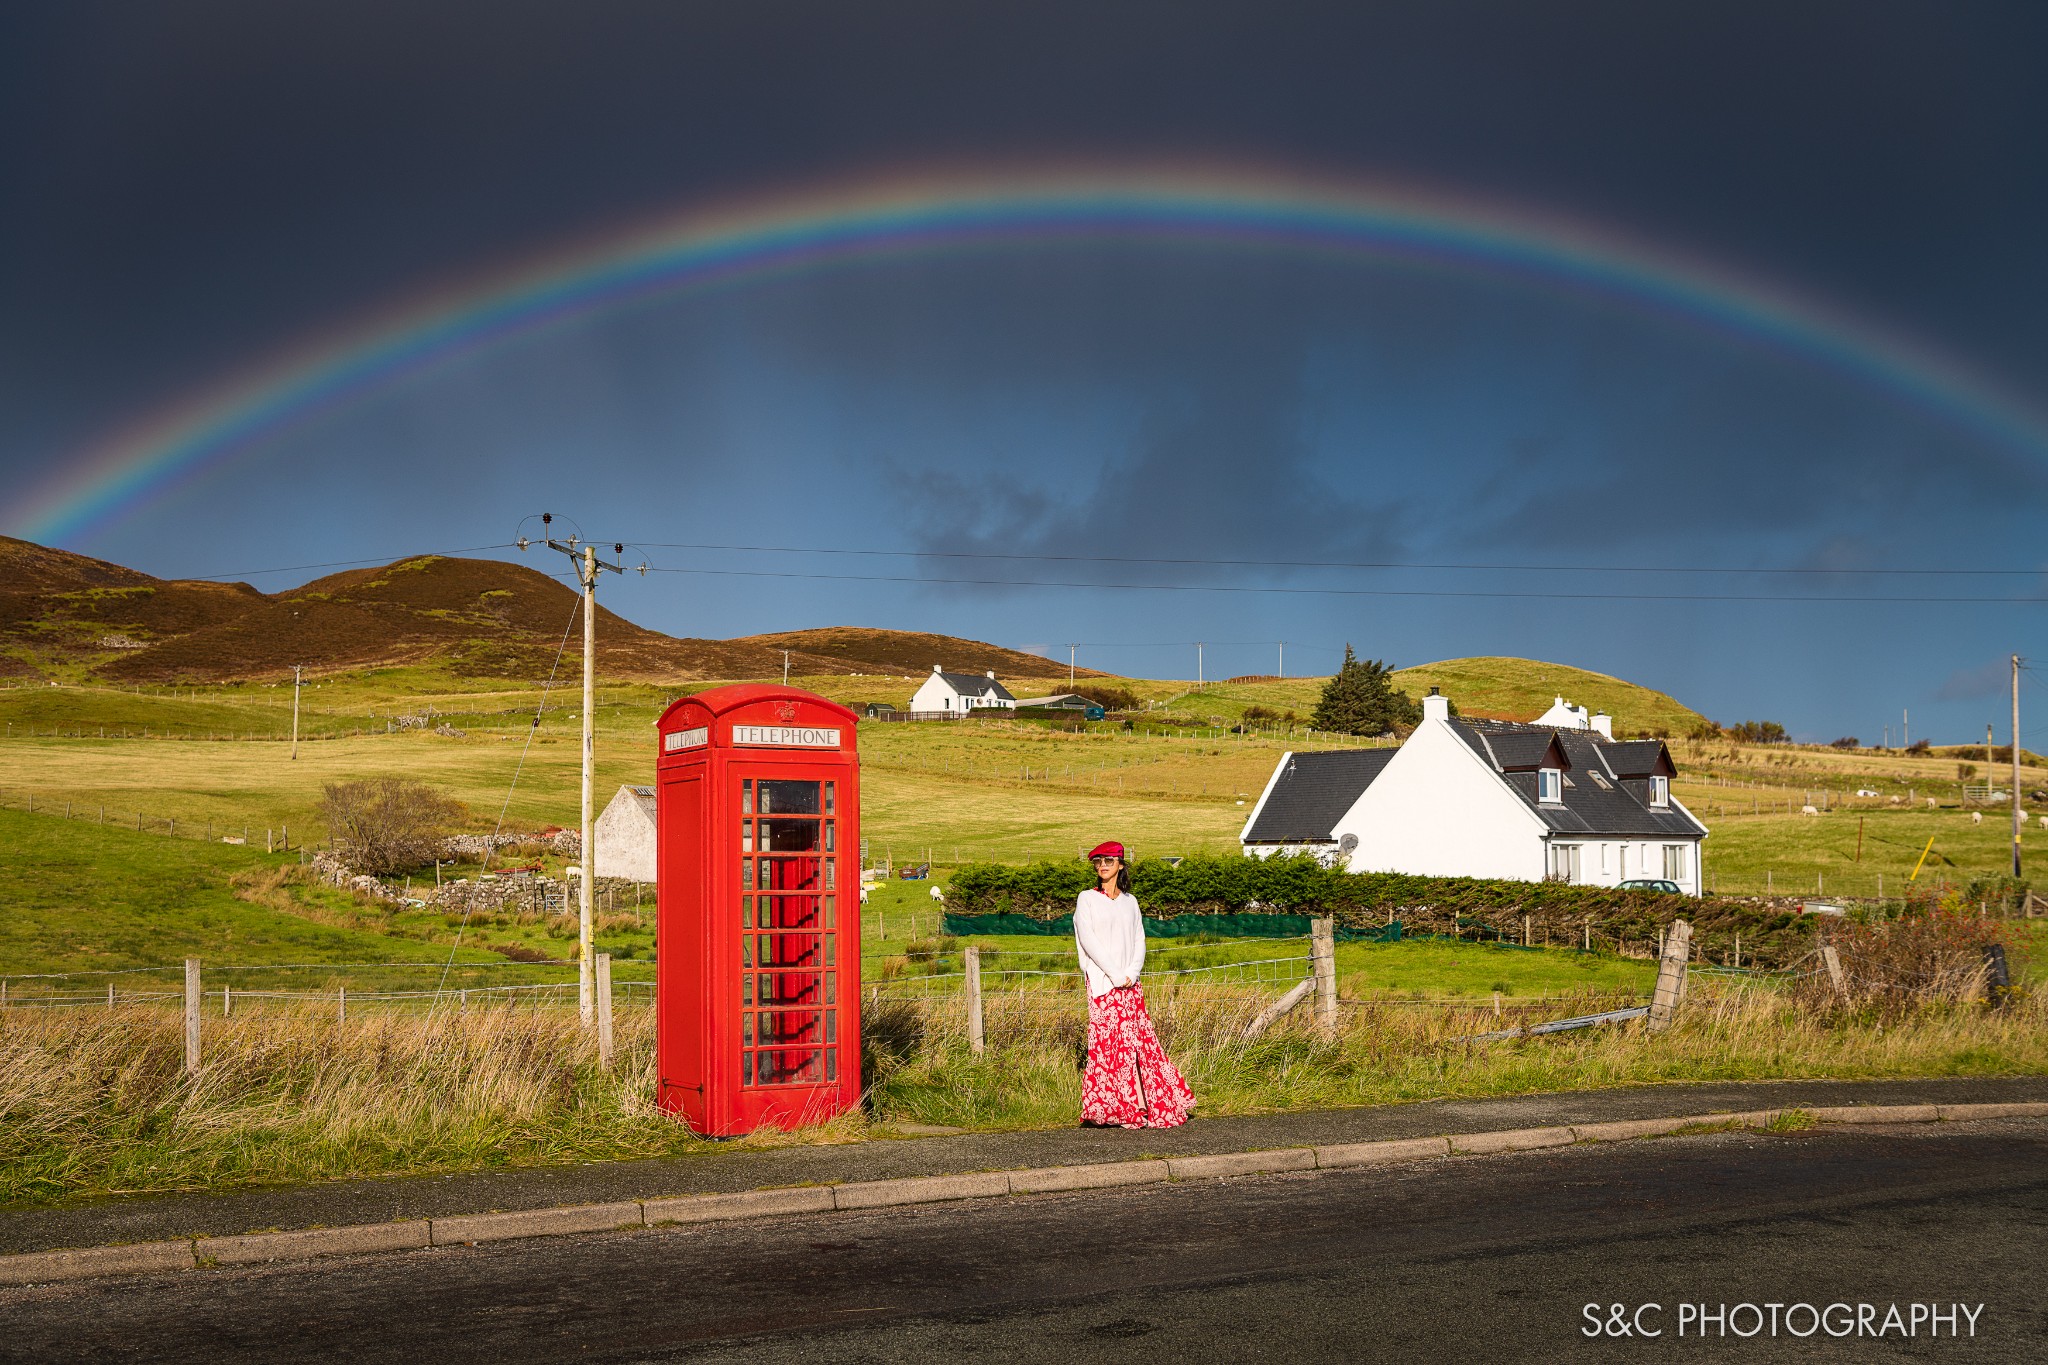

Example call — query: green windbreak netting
[942,912,1406,942]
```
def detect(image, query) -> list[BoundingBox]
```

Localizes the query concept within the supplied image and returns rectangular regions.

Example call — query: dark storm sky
[3,2,2045,739]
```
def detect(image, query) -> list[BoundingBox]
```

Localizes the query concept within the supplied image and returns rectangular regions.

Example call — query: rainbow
[12,164,2046,544]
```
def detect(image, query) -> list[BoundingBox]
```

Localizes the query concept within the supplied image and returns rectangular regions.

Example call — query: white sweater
[1074,888,1146,999]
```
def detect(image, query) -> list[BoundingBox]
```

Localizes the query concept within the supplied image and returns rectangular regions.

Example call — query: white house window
[1662,844,1688,881]
[1548,843,1582,882]
[1537,768,1562,803]
[1649,775,1670,807]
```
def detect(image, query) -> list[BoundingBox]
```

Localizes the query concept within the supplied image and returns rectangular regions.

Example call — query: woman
[1074,841,1194,1129]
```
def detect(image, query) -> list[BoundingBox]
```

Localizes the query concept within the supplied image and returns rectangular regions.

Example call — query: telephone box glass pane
[762,934,821,968]
[741,860,753,890]
[758,1050,822,1085]
[827,1051,837,1082]
[825,860,836,891]
[824,821,835,853]
[742,780,753,815]
[759,1010,822,1046]
[825,781,835,815]
[762,819,819,853]
[767,896,820,930]
[742,1013,754,1046]
[762,972,821,1007]
[766,856,820,893]
[742,820,754,853]
[757,780,820,815]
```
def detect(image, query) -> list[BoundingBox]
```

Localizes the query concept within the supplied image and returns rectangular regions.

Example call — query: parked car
[1618,878,1682,895]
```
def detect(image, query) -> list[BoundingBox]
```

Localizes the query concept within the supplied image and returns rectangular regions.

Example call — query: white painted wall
[592,785,657,883]
[1335,713,1550,881]
[909,671,958,712]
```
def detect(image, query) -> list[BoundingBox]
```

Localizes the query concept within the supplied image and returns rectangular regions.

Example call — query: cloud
[900,351,1410,589]
[1935,659,2008,701]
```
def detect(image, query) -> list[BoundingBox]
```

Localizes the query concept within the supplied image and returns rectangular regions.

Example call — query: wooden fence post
[964,946,984,1055]
[338,985,347,1024]
[1310,916,1338,1036]
[184,958,201,1075]
[596,953,615,1069]
[1647,920,1692,1034]
[1821,944,1846,995]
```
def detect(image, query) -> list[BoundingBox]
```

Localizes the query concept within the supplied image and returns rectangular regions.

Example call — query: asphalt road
[4,1119,2042,1363]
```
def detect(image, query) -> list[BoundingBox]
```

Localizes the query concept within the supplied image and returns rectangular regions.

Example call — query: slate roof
[936,671,1015,701]
[1243,749,1399,843]
[1449,719,1705,838]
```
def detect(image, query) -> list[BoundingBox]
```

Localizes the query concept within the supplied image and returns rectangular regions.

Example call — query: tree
[1728,720,1788,745]
[1310,645,1422,736]
[320,778,467,875]
[1830,736,1861,749]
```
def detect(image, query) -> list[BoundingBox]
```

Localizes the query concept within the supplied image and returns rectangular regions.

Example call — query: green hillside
[1393,657,1708,736]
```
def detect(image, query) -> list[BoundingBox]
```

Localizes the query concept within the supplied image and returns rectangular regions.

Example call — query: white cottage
[592,784,657,883]
[909,665,1017,715]
[1533,695,1613,736]
[1240,691,1707,892]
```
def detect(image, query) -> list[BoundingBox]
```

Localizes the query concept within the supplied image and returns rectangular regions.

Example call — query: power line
[639,563,2046,605]
[635,540,2048,578]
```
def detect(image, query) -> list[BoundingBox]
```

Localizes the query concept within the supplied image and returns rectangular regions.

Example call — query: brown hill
[736,627,1093,680]
[0,535,265,673]
[0,539,1065,687]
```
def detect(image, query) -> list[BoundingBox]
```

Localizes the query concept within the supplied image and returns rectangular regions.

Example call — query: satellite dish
[1338,833,1359,856]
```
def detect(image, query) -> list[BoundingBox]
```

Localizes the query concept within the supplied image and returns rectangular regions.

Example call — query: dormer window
[1538,767,1562,803]
[1649,775,1669,808]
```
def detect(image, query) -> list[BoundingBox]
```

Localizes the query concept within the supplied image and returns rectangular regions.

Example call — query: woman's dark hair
[1092,850,1132,895]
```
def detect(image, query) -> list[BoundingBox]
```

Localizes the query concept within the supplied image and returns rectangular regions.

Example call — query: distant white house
[592,784,656,883]
[909,666,1017,715]
[1534,695,1614,737]
[1240,690,1707,893]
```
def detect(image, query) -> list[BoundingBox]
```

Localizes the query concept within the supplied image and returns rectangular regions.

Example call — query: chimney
[1422,686,1450,722]
[987,670,996,679]
[933,664,942,673]
[1591,712,1613,739]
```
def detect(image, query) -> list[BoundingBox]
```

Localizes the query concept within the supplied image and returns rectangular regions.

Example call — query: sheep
[1801,805,1820,816]
[930,884,946,904]
[1890,795,1902,805]
[1927,797,1938,809]
[1971,810,1983,825]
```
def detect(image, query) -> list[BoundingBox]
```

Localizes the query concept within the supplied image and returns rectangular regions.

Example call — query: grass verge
[2,979,2040,1206]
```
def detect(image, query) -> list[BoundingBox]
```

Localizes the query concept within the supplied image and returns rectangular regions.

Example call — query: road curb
[5,1100,2042,1286]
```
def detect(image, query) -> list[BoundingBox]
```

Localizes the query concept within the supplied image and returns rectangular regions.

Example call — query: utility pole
[782,650,790,685]
[523,515,641,1026]
[1903,708,1909,749]
[2015,654,2025,878]
[1277,641,1284,679]
[290,664,303,760]
[1066,644,1079,689]
[1196,641,1204,688]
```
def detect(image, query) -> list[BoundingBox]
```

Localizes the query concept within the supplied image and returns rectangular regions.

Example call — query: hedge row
[943,856,1818,968]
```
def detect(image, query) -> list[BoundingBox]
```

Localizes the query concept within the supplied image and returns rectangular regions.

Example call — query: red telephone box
[654,685,862,1135]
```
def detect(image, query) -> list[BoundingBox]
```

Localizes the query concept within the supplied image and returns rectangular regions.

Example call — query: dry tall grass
[4,976,2042,1204]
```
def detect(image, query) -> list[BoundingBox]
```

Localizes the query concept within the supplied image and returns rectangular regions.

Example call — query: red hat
[1087,841,1125,860]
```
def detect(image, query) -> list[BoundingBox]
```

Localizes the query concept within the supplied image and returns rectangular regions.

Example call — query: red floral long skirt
[1081,984,1194,1128]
